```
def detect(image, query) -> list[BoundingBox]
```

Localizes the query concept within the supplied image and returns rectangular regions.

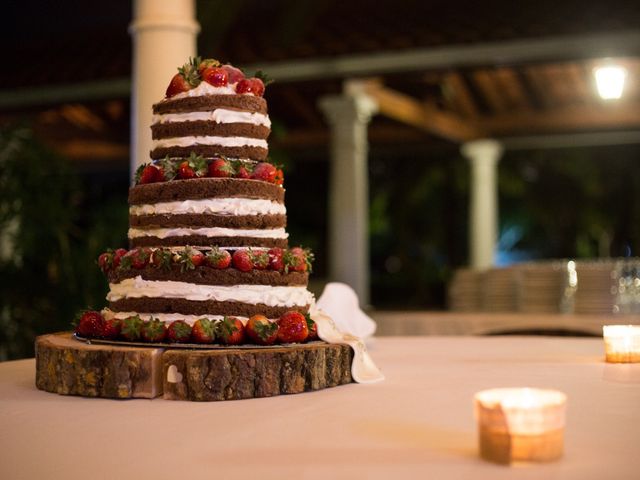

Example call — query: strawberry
[151,248,173,271]
[245,314,278,345]
[112,248,128,269]
[137,164,163,184]
[166,57,202,98]
[216,317,245,345]
[222,64,245,84]
[236,164,251,179]
[98,251,113,273]
[251,78,265,97]
[98,248,133,273]
[305,314,318,341]
[232,249,253,272]
[141,318,167,343]
[236,77,266,96]
[205,248,231,269]
[268,247,284,271]
[178,152,208,179]
[191,318,216,343]
[156,157,177,181]
[102,317,121,340]
[274,168,284,186]
[178,247,205,272]
[236,78,256,95]
[208,157,235,178]
[197,58,220,75]
[121,247,151,270]
[277,311,309,343]
[166,320,192,343]
[177,161,196,179]
[75,310,105,338]
[202,66,228,87]
[254,71,273,95]
[251,249,269,270]
[120,315,144,342]
[284,247,313,273]
[251,162,277,183]
[166,73,191,98]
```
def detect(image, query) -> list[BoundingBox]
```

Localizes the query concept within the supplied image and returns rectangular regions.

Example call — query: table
[372,311,640,336]
[1,336,639,479]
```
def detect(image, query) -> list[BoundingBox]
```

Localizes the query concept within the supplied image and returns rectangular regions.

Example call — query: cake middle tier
[105,267,312,323]
[128,178,288,249]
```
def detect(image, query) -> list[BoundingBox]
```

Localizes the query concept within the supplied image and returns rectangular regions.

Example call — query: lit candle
[474,388,567,464]
[602,325,640,363]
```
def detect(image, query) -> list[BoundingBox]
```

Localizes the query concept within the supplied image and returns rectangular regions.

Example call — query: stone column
[129,0,200,179]
[319,94,378,305]
[461,139,503,270]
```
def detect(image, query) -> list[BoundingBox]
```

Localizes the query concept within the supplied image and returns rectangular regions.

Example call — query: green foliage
[0,126,127,360]
[369,145,640,309]
[369,152,466,308]
[500,146,640,258]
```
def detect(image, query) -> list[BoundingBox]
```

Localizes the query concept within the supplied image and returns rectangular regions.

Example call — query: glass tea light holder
[474,388,567,465]
[602,325,640,363]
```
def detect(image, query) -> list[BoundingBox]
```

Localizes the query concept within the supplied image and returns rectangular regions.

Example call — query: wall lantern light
[594,62,627,100]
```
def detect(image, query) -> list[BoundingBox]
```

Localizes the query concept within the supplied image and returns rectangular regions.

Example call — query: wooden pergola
[2,0,640,303]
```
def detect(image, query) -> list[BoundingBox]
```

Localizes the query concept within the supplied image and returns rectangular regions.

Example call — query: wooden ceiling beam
[472,70,510,113]
[356,81,484,142]
[523,66,555,109]
[540,64,580,106]
[566,63,592,104]
[493,67,531,111]
[442,72,479,118]
[483,103,640,134]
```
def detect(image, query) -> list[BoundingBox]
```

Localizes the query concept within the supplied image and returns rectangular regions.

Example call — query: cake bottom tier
[35,333,353,401]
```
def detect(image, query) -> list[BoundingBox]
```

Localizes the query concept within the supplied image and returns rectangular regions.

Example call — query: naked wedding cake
[36,57,373,402]
[76,57,316,346]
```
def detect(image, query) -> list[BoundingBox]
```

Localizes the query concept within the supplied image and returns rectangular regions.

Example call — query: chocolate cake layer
[129,178,285,205]
[151,122,270,140]
[153,95,267,115]
[130,235,288,249]
[130,213,286,229]
[109,298,309,319]
[107,267,308,286]
[151,145,267,162]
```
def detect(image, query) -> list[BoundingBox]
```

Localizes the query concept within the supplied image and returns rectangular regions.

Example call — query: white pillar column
[129,0,200,179]
[319,94,378,305]
[461,139,503,270]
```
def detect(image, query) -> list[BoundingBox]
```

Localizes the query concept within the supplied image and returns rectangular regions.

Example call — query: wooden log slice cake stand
[35,332,353,401]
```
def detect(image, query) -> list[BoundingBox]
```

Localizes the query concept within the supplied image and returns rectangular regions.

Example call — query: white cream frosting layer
[152,109,271,128]
[102,309,252,326]
[152,135,268,150]
[107,277,314,306]
[129,198,286,216]
[168,82,237,99]
[128,226,288,239]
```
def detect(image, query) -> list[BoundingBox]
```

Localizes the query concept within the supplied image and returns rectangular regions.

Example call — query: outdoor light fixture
[594,63,627,100]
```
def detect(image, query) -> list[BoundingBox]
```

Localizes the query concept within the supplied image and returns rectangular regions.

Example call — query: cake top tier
[160,57,269,100]
[147,57,275,170]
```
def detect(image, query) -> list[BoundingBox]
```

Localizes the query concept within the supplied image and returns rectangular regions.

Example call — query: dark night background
[1,0,640,358]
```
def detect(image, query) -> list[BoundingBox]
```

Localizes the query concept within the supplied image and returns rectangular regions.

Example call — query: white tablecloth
[1,336,639,479]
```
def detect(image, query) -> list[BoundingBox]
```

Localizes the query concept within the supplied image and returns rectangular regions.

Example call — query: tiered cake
[36,58,356,401]
[95,58,315,343]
